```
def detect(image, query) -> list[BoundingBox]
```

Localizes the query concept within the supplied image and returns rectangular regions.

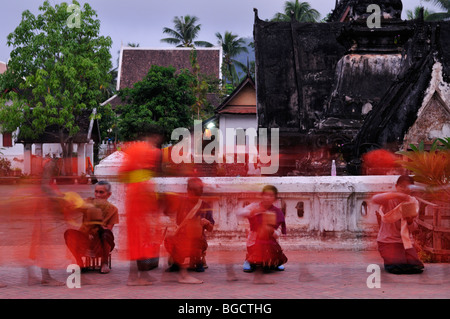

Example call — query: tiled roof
[216,75,256,115]
[117,47,222,90]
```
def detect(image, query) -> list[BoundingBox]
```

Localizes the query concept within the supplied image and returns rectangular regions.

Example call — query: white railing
[96,175,399,250]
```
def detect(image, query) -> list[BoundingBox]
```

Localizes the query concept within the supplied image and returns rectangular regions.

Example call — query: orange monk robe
[119,141,163,261]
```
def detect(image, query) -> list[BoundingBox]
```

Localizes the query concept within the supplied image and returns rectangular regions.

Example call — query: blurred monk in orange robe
[119,124,164,286]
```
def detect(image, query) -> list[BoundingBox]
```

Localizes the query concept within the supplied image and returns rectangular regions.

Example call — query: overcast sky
[0,0,442,66]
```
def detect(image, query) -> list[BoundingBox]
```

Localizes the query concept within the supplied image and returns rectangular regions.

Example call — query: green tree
[406,6,434,20]
[99,42,142,151]
[272,1,321,22]
[424,0,450,20]
[0,1,112,174]
[161,15,213,48]
[216,31,249,88]
[117,65,197,142]
[320,13,332,23]
[241,60,256,80]
[189,48,215,120]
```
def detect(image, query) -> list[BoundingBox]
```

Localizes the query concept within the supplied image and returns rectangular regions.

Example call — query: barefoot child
[371,175,424,275]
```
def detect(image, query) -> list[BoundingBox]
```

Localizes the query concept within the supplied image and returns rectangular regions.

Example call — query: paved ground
[0,184,449,303]
[0,249,449,300]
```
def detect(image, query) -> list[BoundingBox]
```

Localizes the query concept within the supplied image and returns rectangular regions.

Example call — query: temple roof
[354,21,450,155]
[253,6,450,171]
[102,47,223,110]
[215,75,256,115]
[117,47,222,91]
[329,0,403,22]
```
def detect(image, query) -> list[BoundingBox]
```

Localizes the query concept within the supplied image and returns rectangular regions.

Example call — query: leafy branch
[396,138,450,203]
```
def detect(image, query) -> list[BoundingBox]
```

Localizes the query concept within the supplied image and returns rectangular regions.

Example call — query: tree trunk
[59,130,74,176]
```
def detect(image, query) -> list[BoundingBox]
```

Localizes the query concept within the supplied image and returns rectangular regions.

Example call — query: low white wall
[95,162,397,250]
[152,176,394,233]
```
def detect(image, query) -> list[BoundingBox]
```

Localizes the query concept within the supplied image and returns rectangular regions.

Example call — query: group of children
[120,174,426,285]
[102,119,429,285]
[0,122,427,288]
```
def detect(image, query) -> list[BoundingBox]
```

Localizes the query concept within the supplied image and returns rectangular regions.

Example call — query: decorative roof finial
[253,8,259,22]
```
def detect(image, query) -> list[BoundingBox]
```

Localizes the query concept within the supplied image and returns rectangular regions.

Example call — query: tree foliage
[397,138,450,202]
[424,0,450,21]
[272,1,320,22]
[117,65,197,142]
[216,31,249,88]
[0,1,112,162]
[406,6,434,20]
[189,49,215,120]
[161,15,213,48]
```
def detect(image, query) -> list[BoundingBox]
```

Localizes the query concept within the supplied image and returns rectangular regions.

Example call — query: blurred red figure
[28,157,72,286]
[362,149,401,175]
[164,177,214,284]
[237,185,288,284]
[119,125,164,286]
[0,157,80,287]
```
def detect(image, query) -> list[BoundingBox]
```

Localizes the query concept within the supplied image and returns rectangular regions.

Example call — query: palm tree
[241,60,256,80]
[216,31,249,87]
[161,15,213,47]
[406,6,434,20]
[102,67,118,99]
[424,0,450,20]
[272,0,320,22]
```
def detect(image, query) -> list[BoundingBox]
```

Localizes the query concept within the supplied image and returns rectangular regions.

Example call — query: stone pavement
[0,184,448,302]
[0,249,449,300]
